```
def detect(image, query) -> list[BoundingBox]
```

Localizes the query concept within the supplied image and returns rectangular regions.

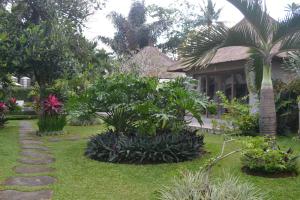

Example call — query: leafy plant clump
[37,94,66,135]
[217,91,259,136]
[241,137,299,176]
[85,130,204,164]
[0,102,8,128]
[158,170,266,200]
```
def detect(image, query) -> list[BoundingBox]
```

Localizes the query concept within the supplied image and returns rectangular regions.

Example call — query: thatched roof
[122,46,185,79]
[168,18,287,73]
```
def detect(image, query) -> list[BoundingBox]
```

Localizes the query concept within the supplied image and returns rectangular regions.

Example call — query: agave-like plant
[180,0,300,135]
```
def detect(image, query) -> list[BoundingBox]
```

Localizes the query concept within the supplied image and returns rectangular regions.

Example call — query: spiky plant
[158,170,265,200]
[180,0,300,135]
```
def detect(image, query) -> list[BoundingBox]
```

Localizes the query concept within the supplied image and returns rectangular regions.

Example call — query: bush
[241,137,299,174]
[37,115,66,135]
[86,74,207,136]
[158,170,265,200]
[274,79,300,135]
[85,130,204,164]
[217,92,259,136]
[0,102,8,128]
[37,94,66,135]
[11,87,32,101]
[67,115,102,126]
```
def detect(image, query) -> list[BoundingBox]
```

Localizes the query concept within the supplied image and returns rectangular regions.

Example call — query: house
[168,43,295,101]
[122,46,185,81]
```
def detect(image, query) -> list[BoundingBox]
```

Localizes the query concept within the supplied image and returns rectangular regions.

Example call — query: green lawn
[1,121,300,199]
[0,121,20,190]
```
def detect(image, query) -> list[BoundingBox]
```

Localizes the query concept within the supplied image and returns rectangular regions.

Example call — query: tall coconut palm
[180,0,300,135]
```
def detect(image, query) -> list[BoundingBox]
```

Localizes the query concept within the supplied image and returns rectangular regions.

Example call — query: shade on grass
[2,121,300,199]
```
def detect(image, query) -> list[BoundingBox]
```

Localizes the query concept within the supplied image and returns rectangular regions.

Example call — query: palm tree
[285,2,300,16]
[180,0,300,135]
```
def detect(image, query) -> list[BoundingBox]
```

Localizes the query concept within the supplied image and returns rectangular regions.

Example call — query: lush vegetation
[241,137,299,175]
[85,130,204,164]
[83,74,207,164]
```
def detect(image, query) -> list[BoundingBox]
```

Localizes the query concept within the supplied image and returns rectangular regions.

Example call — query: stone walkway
[0,121,56,200]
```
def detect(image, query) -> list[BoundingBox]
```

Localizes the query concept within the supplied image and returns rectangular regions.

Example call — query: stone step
[15,166,55,174]
[0,190,52,200]
[4,176,56,187]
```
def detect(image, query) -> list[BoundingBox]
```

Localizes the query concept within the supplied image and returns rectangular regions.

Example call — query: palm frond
[179,25,228,69]
[224,20,263,50]
[226,0,274,43]
[278,32,300,52]
[273,13,300,44]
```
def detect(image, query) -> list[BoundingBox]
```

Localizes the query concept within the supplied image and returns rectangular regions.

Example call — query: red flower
[0,102,7,112]
[43,94,63,115]
[9,97,17,104]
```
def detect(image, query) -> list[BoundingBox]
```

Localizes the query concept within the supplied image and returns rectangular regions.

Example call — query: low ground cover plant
[85,129,204,164]
[241,137,299,176]
[84,74,207,164]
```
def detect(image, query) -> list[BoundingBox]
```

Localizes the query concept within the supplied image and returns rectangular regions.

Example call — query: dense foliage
[84,74,207,164]
[86,74,207,135]
[241,137,299,175]
[85,130,204,164]
[274,79,300,135]
[158,170,265,200]
[217,92,259,136]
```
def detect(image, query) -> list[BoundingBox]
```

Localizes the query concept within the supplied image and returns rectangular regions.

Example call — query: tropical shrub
[0,102,8,128]
[274,79,300,135]
[85,129,204,164]
[217,91,259,136]
[87,74,207,135]
[241,137,299,175]
[37,94,66,134]
[158,170,265,200]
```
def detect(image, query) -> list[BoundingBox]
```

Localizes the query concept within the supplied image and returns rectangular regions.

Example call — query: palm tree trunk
[245,64,259,114]
[259,63,277,135]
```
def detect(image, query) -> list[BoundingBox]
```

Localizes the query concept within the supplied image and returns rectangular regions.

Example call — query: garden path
[0,121,55,200]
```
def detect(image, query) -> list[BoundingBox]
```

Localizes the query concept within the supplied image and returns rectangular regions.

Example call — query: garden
[1,0,300,200]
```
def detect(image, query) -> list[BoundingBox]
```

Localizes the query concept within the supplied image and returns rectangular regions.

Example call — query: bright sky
[84,0,300,50]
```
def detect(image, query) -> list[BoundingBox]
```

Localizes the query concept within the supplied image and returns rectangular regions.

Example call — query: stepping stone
[0,190,52,200]
[48,138,62,142]
[15,166,55,174]
[20,150,52,159]
[4,176,56,186]
[22,145,49,151]
[18,157,55,165]
[20,140,44,145]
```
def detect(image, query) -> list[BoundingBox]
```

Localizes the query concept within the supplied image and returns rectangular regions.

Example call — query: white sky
[84,0,300,50]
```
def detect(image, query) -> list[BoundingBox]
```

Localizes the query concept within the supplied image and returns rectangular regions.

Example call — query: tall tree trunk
[259,62,277,135]
[245,64,259,114]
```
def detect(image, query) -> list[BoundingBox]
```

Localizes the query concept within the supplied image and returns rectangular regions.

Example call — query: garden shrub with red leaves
[38,94,66,134]
[0,102,8,128]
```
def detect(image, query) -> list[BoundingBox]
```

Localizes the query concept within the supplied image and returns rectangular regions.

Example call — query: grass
[0,121,20,190]
[1,121,300,199]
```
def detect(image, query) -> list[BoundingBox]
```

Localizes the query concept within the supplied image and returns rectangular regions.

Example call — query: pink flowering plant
[7,97,18,112]
[38,94,66,134]
[43,94,63,115]
[0,102,8,128]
